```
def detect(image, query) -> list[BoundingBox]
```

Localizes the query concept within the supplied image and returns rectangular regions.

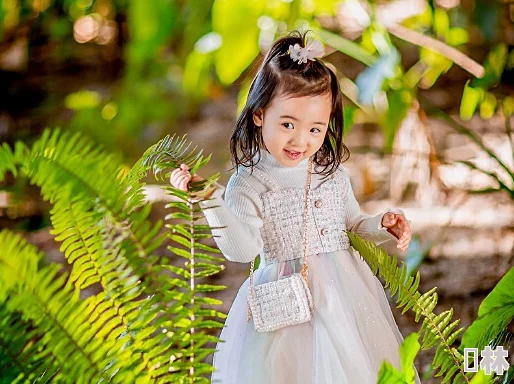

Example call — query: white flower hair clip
[289,40,324,64]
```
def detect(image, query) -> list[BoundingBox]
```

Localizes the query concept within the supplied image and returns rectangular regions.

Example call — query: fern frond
[136,134,205,180]
[1,131,228,382]
[6,129,168,300]
[134,134,220,193]
[50,199,105,292]
[0,304,59,383]
[347,231,474,383]
[0,230,136,383]
[159,185,226,380]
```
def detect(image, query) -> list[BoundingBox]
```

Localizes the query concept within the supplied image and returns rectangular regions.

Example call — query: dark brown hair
[230,30,349,176]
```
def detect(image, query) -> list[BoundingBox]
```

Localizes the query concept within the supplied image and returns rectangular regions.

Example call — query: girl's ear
[253,108,263,127]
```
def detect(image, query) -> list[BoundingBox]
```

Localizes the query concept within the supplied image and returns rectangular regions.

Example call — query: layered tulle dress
[200,150,420,384]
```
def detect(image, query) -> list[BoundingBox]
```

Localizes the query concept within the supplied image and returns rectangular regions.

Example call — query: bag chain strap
[247,157,314,322]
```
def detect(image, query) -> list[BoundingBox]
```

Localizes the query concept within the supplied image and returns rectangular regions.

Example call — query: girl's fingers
[170,169,181,181]
[171,168,191,180]
[170,166,204,192]
[173,174,191,191]
[397,232,411,250]
[179,175,191,191]
[175,174,186,184]
[385,213,397,227]
[393,215,411,250]
[170,168,187,182]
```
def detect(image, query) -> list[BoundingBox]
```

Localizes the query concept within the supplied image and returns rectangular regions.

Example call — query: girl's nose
[290,131,306,146]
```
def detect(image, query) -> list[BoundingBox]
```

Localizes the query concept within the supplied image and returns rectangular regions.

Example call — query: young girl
[171,31,420,384]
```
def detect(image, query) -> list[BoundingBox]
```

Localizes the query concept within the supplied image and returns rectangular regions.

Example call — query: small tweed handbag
[246,157,314,332]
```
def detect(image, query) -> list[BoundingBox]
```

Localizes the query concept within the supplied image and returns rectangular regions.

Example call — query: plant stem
[388,23,485,78]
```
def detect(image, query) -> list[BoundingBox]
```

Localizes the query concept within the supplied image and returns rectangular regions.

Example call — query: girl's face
[253,92,332,167]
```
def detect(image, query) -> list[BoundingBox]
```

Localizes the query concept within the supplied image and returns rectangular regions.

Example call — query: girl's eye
[282,123,294,129]
[311,128,321,133]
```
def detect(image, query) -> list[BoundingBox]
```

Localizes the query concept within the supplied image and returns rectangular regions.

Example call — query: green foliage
[0,142,17,182]
[315,27,377,66]
[212,0,263,85]
[0,230,148,383]
[0,129,226,382]
[460,44,508,121]
[460,267,514,354]
[377,332,420,384]
[460,82,484,121]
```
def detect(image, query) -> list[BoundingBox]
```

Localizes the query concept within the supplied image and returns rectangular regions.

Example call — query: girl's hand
[381,213,411,252]
[170,164,204,191]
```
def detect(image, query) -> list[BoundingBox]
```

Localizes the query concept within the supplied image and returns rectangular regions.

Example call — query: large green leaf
[0,230,136,383]
[400,333,421,382]
[377,333,420,384]
[1,130,227,381]
[460,266,514,353]
[0,303,59,383]
[212,0,264,85]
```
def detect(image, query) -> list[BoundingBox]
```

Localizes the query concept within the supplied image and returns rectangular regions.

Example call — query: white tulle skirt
[211,248,420,384]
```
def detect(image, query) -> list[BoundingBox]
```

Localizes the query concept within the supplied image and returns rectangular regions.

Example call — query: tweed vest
[242,167,351,265]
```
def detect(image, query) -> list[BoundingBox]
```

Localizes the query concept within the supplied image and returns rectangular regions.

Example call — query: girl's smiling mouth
[284,149,303,160]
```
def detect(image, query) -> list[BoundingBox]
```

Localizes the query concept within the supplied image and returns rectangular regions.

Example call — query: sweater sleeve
[198,174,263,263]
[343,171,403,245]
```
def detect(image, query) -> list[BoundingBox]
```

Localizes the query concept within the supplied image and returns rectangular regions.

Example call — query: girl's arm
[343,171,403,245]
[197,175,263,263]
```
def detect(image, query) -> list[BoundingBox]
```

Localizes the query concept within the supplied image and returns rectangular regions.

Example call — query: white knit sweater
[200,150,402,263]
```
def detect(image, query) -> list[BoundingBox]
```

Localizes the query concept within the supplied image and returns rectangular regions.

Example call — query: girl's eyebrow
[279,115,327,125]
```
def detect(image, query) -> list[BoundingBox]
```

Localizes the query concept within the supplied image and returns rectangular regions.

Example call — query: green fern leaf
[0,230,140,382]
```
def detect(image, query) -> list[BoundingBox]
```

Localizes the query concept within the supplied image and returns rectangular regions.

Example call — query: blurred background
[0,0,513,381]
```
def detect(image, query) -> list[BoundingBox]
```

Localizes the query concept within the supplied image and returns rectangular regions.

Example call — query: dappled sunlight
[73,13,116,45]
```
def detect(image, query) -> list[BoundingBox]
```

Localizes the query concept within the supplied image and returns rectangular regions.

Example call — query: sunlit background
[1,0,513,382]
